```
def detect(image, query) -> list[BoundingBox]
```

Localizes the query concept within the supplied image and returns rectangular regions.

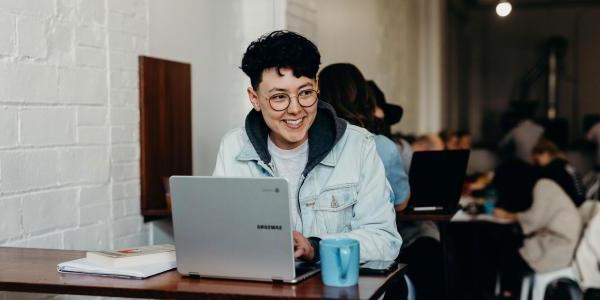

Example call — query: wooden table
[0,247,405,299]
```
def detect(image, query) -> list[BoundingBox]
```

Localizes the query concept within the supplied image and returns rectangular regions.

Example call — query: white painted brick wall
[64,223,110,251]
[109,50,137,70]
[110,89,137,107]
[0,106,18,147]
[0,0,54,16]
[76,26,106,48]
[0,63,59,103]
[0,0,150,254]
[75,46,106,68]
[111,144,139,163]
[0,196,21,241]
[59,68,108,104]
[17,16,47,59]
[20,107,76,145]
[77,107,107,125]
[79,184,110,206]
[79,203,110,226]
[77,126,109,145]
[78,0,106,26]
[57,147,110,184]
[110,107,139,125]
[8,232,63,249]
[0,150,59,193]
[48,22,75,67]
[0,13,15,56]
[22,189,78,234]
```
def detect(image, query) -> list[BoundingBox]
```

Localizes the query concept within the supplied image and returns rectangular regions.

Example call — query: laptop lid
[170,176,314,283]
[407,150,470,212]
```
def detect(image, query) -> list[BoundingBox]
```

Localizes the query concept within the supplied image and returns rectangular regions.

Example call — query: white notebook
[57,258,176,279]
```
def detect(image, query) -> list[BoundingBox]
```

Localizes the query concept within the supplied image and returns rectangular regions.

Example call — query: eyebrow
[267,82,314,93]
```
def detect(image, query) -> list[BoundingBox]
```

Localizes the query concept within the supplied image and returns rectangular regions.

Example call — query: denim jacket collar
[238,101,347,174]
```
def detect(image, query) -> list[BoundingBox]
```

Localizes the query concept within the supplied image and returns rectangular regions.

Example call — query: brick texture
[0,0,149,251]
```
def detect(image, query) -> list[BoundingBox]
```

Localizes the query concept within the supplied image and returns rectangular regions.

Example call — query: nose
[286,96,302,114]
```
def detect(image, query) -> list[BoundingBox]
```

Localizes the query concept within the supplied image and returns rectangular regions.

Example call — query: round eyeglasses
[265,89,319,111]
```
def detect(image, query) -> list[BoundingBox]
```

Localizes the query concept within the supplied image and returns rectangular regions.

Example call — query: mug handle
[338,246,351,280]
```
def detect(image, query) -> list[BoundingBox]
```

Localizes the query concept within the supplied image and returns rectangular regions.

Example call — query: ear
[247,87,261,111]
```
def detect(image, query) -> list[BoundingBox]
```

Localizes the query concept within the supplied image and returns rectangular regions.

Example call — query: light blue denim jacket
[213,102,402,262]
[373,135,410,205]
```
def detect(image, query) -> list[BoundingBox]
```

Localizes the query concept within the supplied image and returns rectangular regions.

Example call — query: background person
[318,63,442,300]
[493,162,582,299]
[532,138,586,207]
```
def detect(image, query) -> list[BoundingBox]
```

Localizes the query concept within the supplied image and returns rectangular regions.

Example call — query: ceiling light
[496,1,512,17]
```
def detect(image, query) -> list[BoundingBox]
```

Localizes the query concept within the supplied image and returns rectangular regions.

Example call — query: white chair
[520,267,578,300]
[405,274,416,300]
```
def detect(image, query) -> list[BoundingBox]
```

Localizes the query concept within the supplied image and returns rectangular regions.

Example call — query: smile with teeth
[284,118,304,128]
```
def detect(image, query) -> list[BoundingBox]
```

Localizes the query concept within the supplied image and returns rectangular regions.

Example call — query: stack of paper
[57,258,176,279]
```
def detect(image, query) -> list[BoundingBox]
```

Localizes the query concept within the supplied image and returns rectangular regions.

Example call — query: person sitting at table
[411,133,445,152]
[498,102,545,164]
[318,63,442,300]
[532,138,586,207]
[456,129,472,150]
[493,162,582,299]
[213,30,402,264]
[440,129,460,150]
[317,63,410,209]
[366,80,412,174]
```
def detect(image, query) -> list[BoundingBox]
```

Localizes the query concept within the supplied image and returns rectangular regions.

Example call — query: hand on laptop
[293,231,315,261]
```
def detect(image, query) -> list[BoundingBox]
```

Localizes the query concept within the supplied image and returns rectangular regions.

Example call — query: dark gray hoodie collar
[244,101,347,176]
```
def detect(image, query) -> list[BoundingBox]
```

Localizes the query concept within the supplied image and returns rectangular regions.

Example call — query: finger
[294,247,304,258]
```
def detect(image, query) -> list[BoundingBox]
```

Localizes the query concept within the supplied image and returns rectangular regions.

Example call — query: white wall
[0,0,148,251]
[287,0,445,135]
[147,0,286,176]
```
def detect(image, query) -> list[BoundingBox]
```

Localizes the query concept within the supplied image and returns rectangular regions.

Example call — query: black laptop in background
[407,150,470,213]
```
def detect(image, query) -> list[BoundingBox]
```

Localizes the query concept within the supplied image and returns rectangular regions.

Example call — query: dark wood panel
[0,247,405,299]
[139,56,192,220]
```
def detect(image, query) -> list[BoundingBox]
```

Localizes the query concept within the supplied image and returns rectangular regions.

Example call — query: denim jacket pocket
[312,184,358,234]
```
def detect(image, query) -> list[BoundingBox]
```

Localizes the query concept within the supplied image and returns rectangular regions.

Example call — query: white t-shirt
[267,137,308,232]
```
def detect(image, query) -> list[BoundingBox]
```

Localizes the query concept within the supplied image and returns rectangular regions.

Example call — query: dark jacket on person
[539,158,586,207]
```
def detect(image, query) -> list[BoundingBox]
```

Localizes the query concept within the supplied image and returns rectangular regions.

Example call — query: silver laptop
[169,176,320,283]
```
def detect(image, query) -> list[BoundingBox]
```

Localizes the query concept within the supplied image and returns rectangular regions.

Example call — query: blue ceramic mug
[319,239,360,287]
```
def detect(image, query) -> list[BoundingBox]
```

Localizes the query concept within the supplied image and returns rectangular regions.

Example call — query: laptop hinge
[188,272,201,278]
[271,277,284,283]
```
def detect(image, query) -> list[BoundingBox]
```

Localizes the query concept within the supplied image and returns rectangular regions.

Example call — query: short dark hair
[240,30,321,90]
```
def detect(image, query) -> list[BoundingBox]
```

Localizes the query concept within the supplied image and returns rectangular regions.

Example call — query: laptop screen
[407,150,470,211]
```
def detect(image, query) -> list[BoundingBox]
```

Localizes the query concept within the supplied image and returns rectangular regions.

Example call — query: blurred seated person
[499,102,544,164]
[412,133,444,152]
[532,138,586,207]
[439,129,460,150]
[318,64,410,209]
[456,129,472,150]
[319,63,441,300]
[493,161,582,299]
[366,80,403,139]
[366,81,412,174]
[585,114,600,169]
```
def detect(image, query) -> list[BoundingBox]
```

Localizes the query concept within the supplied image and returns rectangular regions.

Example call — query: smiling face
[248,67,318,150]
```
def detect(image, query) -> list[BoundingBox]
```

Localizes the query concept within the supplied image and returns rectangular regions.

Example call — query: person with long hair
[318,63,442,300]
[318,63,409,207]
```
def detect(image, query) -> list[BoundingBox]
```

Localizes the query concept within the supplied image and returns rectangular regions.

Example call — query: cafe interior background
[1,0,599,298]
